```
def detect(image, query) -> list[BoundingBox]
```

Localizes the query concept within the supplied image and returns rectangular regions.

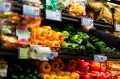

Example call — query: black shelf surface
[0,47,18,57]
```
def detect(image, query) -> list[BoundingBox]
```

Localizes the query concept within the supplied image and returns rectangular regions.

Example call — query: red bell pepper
[90,62,100,71]
[81,72,93,79]
[75,59,84,65]
[111,74,118,79]
[100,72,106,79]
[100,63,106,72]
[91,71,100,79]
[80,61,90,72]
[104,71,112,79]
[65,60,76,71]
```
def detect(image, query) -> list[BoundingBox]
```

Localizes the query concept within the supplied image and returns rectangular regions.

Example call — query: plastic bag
[66,0,86,17]
[97,6,113,24]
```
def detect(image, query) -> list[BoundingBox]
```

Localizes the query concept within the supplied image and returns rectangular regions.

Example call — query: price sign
[0,2,12,12]
[19,48,29,59]
[46,10,62,21]
[81,17,94,27]
[23,5,40,16]
[94,55,107,62]
[115,24,120,31]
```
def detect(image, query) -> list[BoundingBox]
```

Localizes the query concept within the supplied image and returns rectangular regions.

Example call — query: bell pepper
[104,72,112,79]
[67,43,79,48]
[90,62,100,71]
[94,41,106,50]
[111,74,118,79]
[91,71,100,79]
[81,72,93,79]
[63,24,75,32]
[71,70,81,75]
[65,60,76,71]
[61,41,68,48]
[86,41,96,50]
[70,34,83,44]
[100,72,107,79]
[102,47,112,53]
[100,63,106,72]
[90,35,99,43]
[78,45,85,50]
[77,32,90,43]
[62,31,69,39]
[51,32,65,44]
[79,61,90,72]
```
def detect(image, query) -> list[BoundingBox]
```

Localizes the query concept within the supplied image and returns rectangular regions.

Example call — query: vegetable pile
[60,24,119,54]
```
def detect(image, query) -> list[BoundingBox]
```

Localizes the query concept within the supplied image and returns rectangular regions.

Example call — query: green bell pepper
[90,35,99,43]
[79,45,85,50]
[86,41,96,50]
[70,34,83,44]
[94,41,106,50]
[61,41,79,48]
[61,41,68,48]
[67,43,79,48]
[77,32,90,43]
[63,24,75,32]
[62,31,69,39]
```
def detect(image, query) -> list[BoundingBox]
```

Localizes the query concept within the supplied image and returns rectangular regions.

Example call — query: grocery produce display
[0,0,120,79]
[31,58,118,79]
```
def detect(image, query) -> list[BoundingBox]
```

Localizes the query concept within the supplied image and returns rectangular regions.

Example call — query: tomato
[90,62,100,71]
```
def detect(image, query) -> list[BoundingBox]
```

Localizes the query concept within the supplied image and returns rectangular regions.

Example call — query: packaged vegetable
[66,0,86,17]
[97,6,113,24]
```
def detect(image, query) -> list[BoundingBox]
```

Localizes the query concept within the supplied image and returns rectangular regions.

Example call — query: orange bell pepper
[10,15,21,21]
[51,32,65,44]
[41,26,52,31]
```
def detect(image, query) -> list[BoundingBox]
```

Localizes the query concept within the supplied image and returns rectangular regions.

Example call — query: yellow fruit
[58,76,64,79]
[50,71,56,75]
[64,71,71,76]
[64,76,71,79]
[40,74,50,79]
[57,71,65,76]
[70,72,80,79]
[50,74,57,79]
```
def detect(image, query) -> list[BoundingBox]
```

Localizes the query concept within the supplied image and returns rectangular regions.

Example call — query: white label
[115,24,120,31]
[46,10,62,21]
[0,2,11,12]
[23,5,40,16]
[94,55,107,62]
[81,17,94,27]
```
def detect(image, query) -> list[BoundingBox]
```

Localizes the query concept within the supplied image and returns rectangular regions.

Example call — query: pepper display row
[60,24,119,54]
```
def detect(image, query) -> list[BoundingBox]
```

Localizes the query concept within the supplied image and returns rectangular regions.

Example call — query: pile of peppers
[65,59,118,79]
[61,24,119,54]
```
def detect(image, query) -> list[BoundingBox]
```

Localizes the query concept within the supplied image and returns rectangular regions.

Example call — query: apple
[64,71,71,76]
[50,74,57,79]
[64,76,71,79]
[40,73,50,79]
[58,76,64,79]
[39,62,51,74]
[70,72,80,79]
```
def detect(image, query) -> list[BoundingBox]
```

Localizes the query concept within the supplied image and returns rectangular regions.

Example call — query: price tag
[23,5,40,16]
[46,10,62,21]
[94,55,107,62]
[115,24,120,31]
[0,2,12,12]
[19,48,29,59]
[81,17,94,27]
